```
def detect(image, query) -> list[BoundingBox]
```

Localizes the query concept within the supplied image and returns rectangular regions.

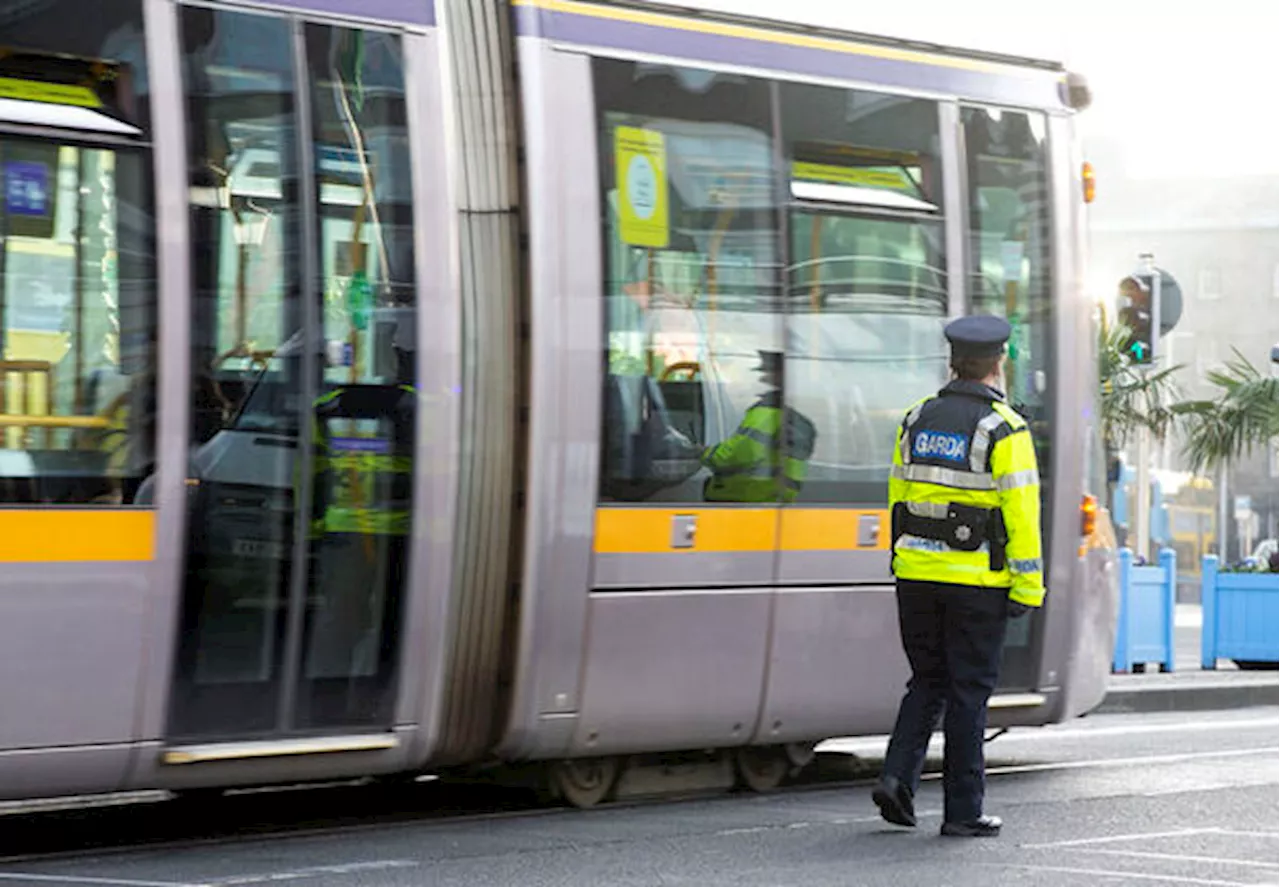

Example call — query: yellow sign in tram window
[0,77,102,108]
[790,161,915,192]
[615,125,669,248]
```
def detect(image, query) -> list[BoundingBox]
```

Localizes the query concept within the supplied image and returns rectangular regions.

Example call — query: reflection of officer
[1118,275,1151,337]
[306,318,416,540]
[298,316,416,687]
[701,350,816,503]
[872,315,1045,838]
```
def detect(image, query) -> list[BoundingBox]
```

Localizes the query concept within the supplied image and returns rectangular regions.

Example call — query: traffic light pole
[1132,254,1162,561]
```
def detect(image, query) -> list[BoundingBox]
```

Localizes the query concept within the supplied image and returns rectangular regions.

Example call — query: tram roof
[610,0,1073,72]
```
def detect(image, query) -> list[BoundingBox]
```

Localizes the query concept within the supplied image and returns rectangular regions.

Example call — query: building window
[1198,266,1222,301]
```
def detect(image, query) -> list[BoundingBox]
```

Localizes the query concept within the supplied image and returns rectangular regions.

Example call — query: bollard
[1201,555,1218,670]
[1113,547,1177,673]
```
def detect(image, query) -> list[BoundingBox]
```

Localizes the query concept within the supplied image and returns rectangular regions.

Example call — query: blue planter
[1113,548,1177,673]
[1201,556,1280,669]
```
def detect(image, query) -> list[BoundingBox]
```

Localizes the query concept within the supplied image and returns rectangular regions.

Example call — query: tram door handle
[857,514,881,548]
[670,514,697,549]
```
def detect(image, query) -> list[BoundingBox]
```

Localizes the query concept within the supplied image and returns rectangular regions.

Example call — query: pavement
[0,706,1274,886]
[1096,603,1279,715]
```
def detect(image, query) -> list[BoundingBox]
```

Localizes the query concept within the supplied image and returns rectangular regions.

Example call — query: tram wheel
[783,741,816,770]
[734,746,788,793]
[548,757,620,809]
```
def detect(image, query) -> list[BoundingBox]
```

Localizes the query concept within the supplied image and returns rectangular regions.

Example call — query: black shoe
[940,815,1002,837]
[872,777,916,827]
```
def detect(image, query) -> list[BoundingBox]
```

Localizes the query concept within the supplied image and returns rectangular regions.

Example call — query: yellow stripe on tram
[594,507,891,553]
[594,508,777,553]
[779,508,889,551]
[0,510,155,562]
[511,0,1050,79]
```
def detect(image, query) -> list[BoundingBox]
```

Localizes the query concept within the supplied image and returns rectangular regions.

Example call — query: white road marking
[820,715,1279,754]
[0,874,202,887]
[1069,849,1279,870]
[989,862,1266,886]
[214,860,418,885]
[1022,828,1215,849]
[712,808,943,838]
[0,860,419,887]
[1212,829,1280,839]
[952,746,1280,779]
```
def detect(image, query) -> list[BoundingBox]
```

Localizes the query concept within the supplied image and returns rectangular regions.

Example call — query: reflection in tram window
[295,22,417,729]
[0,139,156,505]
[961,107,1053,488]
[592,58,782,504]
[780,82,948,504]
[962,106,1052,660]
[170,8,299,738]
[170,10,419,738]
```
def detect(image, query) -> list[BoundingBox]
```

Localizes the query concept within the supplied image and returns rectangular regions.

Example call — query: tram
[0,0,1115,807]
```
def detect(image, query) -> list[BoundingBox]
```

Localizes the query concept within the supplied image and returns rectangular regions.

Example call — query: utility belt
[892,502,1008,572]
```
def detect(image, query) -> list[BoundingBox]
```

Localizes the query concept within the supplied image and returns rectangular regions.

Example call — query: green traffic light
[1130,341,1148,360]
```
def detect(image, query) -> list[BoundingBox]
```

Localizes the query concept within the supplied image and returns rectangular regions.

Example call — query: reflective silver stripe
[996,469,1039,492]
[896,534,991,556]
[969,410,1007,474]
[740,426,775,447]
[896,534,949,554]
[893,463,997,491]
[905,501,950,518]
[900,402,926,465]
[1010,558,1043,574]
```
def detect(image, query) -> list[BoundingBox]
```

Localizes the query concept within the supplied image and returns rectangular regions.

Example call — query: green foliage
[1097,312,1183,450]
[1173,348,1279,474]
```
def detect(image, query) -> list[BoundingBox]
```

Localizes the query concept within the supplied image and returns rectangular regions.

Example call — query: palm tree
[1173,348,1279,563]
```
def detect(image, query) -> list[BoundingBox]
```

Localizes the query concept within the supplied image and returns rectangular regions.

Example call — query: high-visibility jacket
[303,384,415,538]
[888,379,1045,608]
[703,390,816,503]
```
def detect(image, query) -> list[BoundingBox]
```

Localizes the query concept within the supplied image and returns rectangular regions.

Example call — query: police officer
[701,350,816,503]
[871,314,1045,838]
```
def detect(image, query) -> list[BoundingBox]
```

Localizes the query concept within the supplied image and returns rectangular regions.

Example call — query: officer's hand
[1007,600,1034,619]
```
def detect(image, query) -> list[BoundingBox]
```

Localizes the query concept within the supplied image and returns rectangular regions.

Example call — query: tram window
[960,107,1053,482]
[779,82,948,504]
[0,140,156,505]
[170,8,299,734]
[296,22,417,728]
[592,57,782,504]
[181,7,300,446]
[0,0,151,129]
[0,0,155,505]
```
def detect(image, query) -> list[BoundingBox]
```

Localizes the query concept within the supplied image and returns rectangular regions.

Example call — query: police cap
[945,315,1011,359]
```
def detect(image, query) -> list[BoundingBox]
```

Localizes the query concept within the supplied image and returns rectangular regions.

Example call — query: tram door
[959,104,1054,691]
[167,8,419,739]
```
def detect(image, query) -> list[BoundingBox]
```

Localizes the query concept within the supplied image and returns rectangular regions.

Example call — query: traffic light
[1118,274,1156,364]
[1116,260,1183,366]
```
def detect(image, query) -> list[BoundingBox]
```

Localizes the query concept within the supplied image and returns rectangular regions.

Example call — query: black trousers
[881,579,1010,823]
